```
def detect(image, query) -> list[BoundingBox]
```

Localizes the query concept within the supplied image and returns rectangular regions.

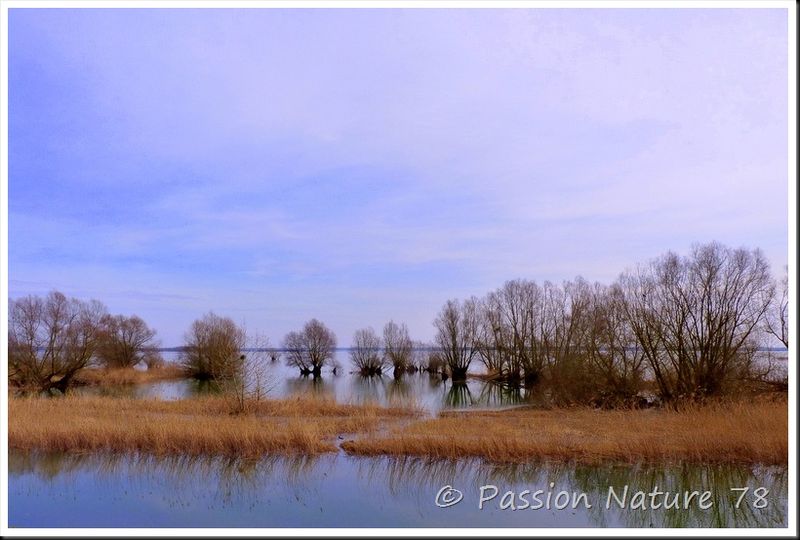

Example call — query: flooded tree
[383,320,413,378]
[434,297,480,381]
[283,318,337,377]
[481,280,548,385]
[181,312,246,381]
[350,327,385,376]
[96,314,161,369]
[619,243,774,402]
[9,291,107,393]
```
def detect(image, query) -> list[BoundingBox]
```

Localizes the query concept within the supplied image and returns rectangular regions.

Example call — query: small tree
[96,314,160,369]
[220,333,274,414]
[9,291,107,393]
[181,312,246,380]
[350,327,385,376]
[283,318,337,377]
[433,297,480,381]
[383,320,412,378]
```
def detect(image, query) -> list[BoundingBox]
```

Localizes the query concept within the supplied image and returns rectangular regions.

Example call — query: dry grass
[342,397,787,465]
[74,365,187,386]
[9,395,419,458]
[10,392,786,464]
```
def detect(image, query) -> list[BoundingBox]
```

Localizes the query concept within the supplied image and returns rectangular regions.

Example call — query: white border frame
[0,0,796,536]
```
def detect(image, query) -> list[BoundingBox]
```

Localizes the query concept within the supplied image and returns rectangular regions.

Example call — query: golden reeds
[342,398,787,465]
[9,395,418,458]
[10,393,786,464]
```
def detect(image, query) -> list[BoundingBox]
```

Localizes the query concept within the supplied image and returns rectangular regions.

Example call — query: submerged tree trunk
[451,366,468,382]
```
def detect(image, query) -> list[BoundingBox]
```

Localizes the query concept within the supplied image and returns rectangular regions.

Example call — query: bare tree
[383,320,412,378]
[475,293,507,377]
[9,291,107,393]
[579,281,646,406]
[407,340,429,373]
[619,243,774,401]
[221,332,274,414]
[350,327,385,376]
[181,312,246,380]
[96,314,160,369]
[434,297,480,381]
[765,268,788,348]
[283,318,337,377]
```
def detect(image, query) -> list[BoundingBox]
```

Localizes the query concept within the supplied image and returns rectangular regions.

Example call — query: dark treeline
[8,242,789,405]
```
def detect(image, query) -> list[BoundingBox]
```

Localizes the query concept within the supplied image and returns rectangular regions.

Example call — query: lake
[9,349,789,529]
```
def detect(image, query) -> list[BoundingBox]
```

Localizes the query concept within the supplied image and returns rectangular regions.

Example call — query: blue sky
[8,8,789,346]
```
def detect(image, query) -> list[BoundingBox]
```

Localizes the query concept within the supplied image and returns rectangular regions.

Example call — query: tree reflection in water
[9,450,787,527]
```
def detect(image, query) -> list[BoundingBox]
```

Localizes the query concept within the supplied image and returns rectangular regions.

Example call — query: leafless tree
[9,291,107,393]
[220,332,274,414]
[579,281,647,406]
[765,267,789,348]
[383,320,413,377]
[619,243,774,402]
[96,314,160,369]
[475,293,507,377]
[350,327,385,376]
[407,340,429,373]
[434,297,480,381]
[283,318,337,377]
[181,312,246,380]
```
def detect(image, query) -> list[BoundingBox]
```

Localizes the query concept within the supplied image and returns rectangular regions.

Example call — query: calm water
[9,450,788,528]
[74,350,549,413]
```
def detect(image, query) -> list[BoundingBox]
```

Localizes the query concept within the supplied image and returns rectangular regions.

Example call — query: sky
[8,8,789,346]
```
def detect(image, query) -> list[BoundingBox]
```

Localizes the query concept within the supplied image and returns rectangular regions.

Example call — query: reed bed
[9,395,419,458]
[342,398,787,465]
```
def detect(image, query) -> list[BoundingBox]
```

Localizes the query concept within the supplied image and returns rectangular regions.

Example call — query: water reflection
[284,374,335,399]
[444,383,475,408]
[9,450,787,528]
[67,349,789,415]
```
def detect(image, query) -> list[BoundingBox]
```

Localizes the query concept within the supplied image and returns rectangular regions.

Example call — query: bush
[96,314,160,369]
[181,312,246,380]
[351,327,385,376]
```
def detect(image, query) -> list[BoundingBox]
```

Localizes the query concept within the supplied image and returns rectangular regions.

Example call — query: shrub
[96,314,160,369]
[351,327,386,376]
[181,312,246,380]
